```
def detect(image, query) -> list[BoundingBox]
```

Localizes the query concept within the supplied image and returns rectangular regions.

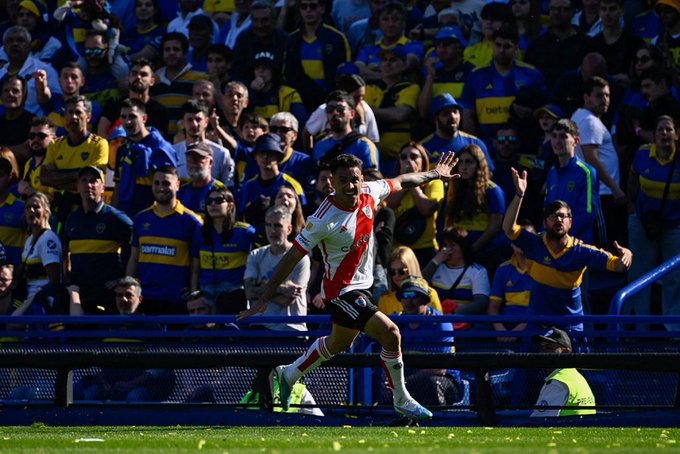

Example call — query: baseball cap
[188,14,213,28]
[431,93,462,116]
[254,51,276,66]
[77,165,104,180]
[656,0,680,13]
[378,44,408,62]
[186,141,213,157]
[534,327,572,350]
[481,1,513,21]
[336,61,360,75]
[533,103,563,120]
[434,26,468,47]
[253,133,284,157]
[396,275,431,302]
[19,0,49,23]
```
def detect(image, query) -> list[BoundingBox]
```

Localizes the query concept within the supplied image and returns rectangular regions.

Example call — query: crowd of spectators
[0,0,677,347]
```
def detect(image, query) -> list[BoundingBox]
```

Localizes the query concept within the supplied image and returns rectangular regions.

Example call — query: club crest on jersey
[362,205,373,219]
[306,222,313,231]
[355,295,367,307]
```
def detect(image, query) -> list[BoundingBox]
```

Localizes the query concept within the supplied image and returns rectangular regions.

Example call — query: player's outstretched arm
[237,246,307,320]
[612,241,633,272]
[389,151,459,192]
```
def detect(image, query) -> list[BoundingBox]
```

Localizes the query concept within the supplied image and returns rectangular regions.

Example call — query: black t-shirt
[0,110,34,146]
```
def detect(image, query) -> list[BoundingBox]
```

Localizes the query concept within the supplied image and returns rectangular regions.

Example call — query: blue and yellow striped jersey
[194,221,256,289]
[490,256,531,314]
[633,144,680,226]
[0,193,25,266]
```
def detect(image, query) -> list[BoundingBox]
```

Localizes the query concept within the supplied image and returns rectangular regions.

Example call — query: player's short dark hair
[0,73,27,100]
[336,74,366,93]
[314,161,332,180]
[239,112,268,130]
[582,76,609,95]
[543,200,572,220]
[59,61,83,75]
[121,97,147,113]
[182,98,210,116]
[330,154,363,173]
[551,118,579,136]
[326,90,356,110]
[161,32,189,54]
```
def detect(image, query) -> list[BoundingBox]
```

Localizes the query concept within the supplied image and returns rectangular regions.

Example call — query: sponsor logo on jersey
[141,244,177,256]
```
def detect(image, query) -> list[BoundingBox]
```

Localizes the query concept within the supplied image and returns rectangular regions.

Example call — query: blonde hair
[388,246,424,292]
[25,191,51,226]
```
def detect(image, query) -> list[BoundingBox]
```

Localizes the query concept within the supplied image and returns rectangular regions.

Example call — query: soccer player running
[238,151,459,421]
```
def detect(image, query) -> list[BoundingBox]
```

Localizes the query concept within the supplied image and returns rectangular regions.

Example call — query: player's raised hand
[433,151,460,180]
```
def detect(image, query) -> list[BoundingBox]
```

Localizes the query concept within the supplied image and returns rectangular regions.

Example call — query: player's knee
[384,324,401,349]
[326,336,354,353]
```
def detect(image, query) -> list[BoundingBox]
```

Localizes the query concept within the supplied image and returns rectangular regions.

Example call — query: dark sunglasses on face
[634,55,651,64]
[84,47,106,56]
[206,197,229,205]
[496,135,517,144]
[325,104,347,114]
[300,2,319,10]
[389,268,408,277]
[28,132,48,140]
[399,153,420,160]
[270,125,295,134]
[397,290,418,300]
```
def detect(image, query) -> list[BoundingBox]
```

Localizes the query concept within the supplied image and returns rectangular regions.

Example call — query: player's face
[538,113,557,133]
[583,85,610,116]
[223,85,248,115]
[253,149,279,172]
[442,239,464,266]
[544,208,572,238]
[633,50,654,77]
[1,79,23,109]
[241,122,265,143]
[389,258,408,287]
[59,68,84,95]
[206,190,231,218]
[162,39,186,69]
[599,1,622,27]
[115,285,142,315]
[135,0,156,22]
[493,129,519,159]
[16,7,37,31]
[77,173,104,203]
[25,195,48,227]
[332,166,363,208]
[265,214,292,247]
[493,38,517,67]
[186,151,212,180]
[207,53,229,78]
[299,0,324,25]
[399,292,428,314]
[379,54,405,79]
[378,11,404,39]
[326,101,354,133]
[253,64,273,86]
[152,172,179,204]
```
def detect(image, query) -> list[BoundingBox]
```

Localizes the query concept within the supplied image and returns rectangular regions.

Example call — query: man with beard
[98,58,169,139]
[420,93,492,171]
[503,168,631,330]
[19,117,56,199]
[174,99,234,187]
[312,90,379,170]
[213,81,249,154]
[177,142,225,215]
[63,166,132,314]
[126,166,202,314]
[114,98,177,218]
[79,31,124,107]
[35,63,101,138]
[0,74,34,149]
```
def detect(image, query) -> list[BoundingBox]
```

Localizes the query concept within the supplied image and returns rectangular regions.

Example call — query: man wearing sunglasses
[80,31,123,107]
[19,117,57,199]
[504,167,631,331]
[239,151,459,421]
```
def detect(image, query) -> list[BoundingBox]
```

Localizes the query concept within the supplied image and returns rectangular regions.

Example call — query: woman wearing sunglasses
[191,186,256,314]
[378,245,442,315]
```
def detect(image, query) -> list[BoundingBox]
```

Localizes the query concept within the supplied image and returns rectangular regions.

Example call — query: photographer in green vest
[531,327,596,417]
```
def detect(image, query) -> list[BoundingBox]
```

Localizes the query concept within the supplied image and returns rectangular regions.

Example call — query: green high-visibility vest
[545,368,596,416]
[240,374,306,413]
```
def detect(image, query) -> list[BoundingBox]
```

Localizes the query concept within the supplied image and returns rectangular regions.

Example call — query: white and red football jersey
[294,179,393,300]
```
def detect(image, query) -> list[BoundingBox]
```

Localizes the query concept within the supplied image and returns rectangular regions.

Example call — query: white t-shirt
[531,377,569,417]
[22,229,62,300]
[245,245,310,331]
[571,108,619,196]
[305,100,380,143]
[174,139,235,187]
[294,180,393,300]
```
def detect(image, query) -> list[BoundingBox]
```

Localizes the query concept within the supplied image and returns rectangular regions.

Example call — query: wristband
[516,192,525,198]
